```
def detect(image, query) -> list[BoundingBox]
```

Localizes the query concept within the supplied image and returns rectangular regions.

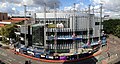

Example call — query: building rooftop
[11,18,29,21]
[0,24,5,27]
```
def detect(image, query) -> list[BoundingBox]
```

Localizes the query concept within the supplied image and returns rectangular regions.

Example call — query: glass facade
[32,25,44,46]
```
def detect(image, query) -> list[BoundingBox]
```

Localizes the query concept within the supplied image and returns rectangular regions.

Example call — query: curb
[12,50,102,63]
[11,42,109,63]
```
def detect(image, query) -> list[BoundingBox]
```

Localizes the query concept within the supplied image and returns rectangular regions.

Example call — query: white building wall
[93,17,100,37]
[20,25,28,34]
[36,12,88,19]
[77,16,89,30]
[35,12,102,37]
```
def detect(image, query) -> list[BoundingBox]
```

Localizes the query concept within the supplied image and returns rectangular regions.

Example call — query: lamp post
[44,3,47,54]
[87,4,91,46]
[54,3,57,55]
[99,3,103,43]
[24,5,27,46]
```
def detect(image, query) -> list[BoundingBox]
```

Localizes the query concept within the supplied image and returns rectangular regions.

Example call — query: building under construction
[17,7,107,60]
[31,11,106,55]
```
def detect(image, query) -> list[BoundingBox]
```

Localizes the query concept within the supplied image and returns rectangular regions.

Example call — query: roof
[11,18,29,21]
[0,24,4,27]
[2,20,22,23]
[0,21,11,24]
[0,18,30,27]
[2,18,30,23]
[32,24,45,27]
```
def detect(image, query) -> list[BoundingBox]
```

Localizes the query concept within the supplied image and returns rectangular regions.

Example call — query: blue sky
[1,0,120,18]
[0,0,92,14]
[60,0,91,9]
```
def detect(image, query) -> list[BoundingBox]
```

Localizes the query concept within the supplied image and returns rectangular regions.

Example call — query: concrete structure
[0,12,8,21]
[23,12,106,54]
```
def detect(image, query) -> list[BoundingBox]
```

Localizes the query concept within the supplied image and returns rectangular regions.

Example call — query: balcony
[46,35,83,40]
[46,28,88,32]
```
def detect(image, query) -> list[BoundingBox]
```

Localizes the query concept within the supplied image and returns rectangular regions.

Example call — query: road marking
[4,60,12,64]
[19,62,23,64]
[7,59,12,62]
[8,56,16,61]
[0,52,7,56]
[107,54,119,63]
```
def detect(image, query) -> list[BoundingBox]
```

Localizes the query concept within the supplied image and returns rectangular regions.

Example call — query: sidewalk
[0,42,8,46]
[106,54,118,63]
[0,42,14,49]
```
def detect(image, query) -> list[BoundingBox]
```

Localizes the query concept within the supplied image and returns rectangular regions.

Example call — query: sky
[0,0,120,18]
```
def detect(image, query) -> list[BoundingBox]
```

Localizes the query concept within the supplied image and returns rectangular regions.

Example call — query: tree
[103,19,120,38]
[115,25,120,38]
[103,19,120,34]
[0,24,17,44]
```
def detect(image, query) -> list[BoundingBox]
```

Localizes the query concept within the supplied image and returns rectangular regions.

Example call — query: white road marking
[4,60,12,64]
[105,54,119,63]
[19,62,23,64]
[0,52,7,56]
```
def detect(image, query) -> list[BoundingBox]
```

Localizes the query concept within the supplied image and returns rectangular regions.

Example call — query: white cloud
[0,2,14,13]
[90,0,120,18]
[0,0,61,15]
[0,0,120,18]
[64,3,84,11]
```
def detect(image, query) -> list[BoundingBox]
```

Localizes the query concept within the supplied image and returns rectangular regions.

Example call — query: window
[95,22,99,25]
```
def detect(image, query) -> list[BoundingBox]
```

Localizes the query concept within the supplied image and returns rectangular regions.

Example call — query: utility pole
[24,5,27,46]
[44,3,47,54]
[91,5,94,43]
[87,5,91,46]
[72,3,77,53]
[99,3,103,42]
[54,3,57,55]
[92,5,95,14]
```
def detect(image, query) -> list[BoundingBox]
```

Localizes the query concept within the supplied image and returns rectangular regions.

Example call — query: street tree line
[103,19,120,38]
[0,24,16,44]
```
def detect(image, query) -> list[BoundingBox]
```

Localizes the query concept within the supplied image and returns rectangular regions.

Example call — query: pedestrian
[107,52,110,58]
[28,60,32,64]
[25,60,29,64]
[0,60,1,63]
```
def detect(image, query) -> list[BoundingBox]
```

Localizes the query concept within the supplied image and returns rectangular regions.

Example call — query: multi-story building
[30,11,106,55]
[0,12,8,21]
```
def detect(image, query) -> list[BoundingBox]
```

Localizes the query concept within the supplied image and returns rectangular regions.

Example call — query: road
[96,34,120,64]
[106,35,120,64]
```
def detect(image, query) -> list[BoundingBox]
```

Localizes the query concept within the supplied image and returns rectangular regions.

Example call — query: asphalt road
[106,35,120,64]
[96,34,120,64]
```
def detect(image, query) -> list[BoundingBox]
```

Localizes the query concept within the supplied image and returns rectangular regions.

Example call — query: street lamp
[99,3,103,41]
[54,3,58,55]
[24,5,27,46]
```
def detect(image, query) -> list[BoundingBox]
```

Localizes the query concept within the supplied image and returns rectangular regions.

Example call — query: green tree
[0,24,17,44]
[115,25,120,38]
[102,19,120,38]
[103,19,120,34]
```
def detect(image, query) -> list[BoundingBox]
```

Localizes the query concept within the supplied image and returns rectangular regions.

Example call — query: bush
[1,38,9,44]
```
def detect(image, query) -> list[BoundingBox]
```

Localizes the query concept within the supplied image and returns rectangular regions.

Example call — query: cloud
[91,0,120,16]
[64,3,84,11]
[0,0,61,15]
[0,0,23,4]
[0,0,119,18]
[20,0,61,9]
[0,2,19,14]
[91,0,120,15]
[32,0,61,9]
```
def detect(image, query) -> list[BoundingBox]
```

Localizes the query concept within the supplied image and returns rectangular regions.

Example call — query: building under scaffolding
[30,12,106,54]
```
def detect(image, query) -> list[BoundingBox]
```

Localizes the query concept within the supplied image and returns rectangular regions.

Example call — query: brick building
[0,12,8,21]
